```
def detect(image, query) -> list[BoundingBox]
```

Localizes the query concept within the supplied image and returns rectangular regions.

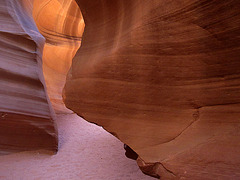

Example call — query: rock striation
[0,0,84,155]
[0,0,57,154]
[1,0,240,178]
[33,0,84,113]
[64,0,240,179]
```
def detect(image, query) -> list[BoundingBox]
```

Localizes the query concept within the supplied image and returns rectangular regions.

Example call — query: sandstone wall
[33,0,84,113]
[64,0,240,179]
[1,0,240,178]
[0,0,57,154]
[0,0,84,155]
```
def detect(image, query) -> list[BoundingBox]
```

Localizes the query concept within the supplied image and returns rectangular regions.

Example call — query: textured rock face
[0,0,84,154]
[0,0,57,154]
[64,0,240,179]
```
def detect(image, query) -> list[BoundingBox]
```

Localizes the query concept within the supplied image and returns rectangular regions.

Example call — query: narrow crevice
[158,162,177,178]
[197,102,240,109]
[160,109,200,145]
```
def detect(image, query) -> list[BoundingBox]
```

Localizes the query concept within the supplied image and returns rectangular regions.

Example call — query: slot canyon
[0,0,240,179]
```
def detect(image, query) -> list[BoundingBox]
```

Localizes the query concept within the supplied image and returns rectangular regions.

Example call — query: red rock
[0,0,57,154]
[64,0,240,179]
[0,0,85,154]
[1,0,240,178]
[33,0,84,113]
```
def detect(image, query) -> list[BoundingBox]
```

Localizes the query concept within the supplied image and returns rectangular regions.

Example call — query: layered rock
[0,0,57,154]
[0,0,85,154]
[33,0,84,113]
[64,0,240,179]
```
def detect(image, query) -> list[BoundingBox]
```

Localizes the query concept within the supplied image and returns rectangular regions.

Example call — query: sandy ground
[0,114,155,180]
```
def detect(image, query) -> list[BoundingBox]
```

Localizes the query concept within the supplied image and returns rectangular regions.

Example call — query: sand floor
[0,114,155,180]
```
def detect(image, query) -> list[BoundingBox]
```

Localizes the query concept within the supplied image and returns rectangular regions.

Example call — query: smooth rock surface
[0,0,84,154]
[64,0,240,179]
[0,0,57,154]
[33,0,84,113]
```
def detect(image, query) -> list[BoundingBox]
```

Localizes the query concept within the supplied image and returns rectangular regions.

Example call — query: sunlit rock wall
[0,0,57,154]
[0,0,84,154]
[33,0,84,113]
[64,0,240,179]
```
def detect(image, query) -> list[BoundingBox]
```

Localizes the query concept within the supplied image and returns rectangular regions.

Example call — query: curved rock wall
[33,0,84,113]
[1,0,240,178]
[0,0,57,154]
[64,0,240,179]
[0,0,84,154]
